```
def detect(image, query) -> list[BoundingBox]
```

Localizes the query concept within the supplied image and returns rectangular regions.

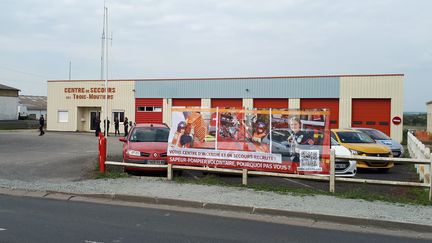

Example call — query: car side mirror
[119,137,127,143]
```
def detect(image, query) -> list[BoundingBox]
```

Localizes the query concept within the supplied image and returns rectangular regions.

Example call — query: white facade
[47,80,135,133]
[0,96,19,120]
[427,102,432,133]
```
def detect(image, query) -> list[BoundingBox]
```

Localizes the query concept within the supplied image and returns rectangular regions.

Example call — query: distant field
[403,125,427,130]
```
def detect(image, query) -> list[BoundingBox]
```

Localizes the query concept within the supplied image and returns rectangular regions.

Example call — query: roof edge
[47,73,405,82]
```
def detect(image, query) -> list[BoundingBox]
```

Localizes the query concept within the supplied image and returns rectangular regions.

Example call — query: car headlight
[349,149,363,155]
[127,150,141,156]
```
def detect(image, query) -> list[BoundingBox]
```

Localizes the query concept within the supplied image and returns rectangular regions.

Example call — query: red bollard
[98,132,107,173]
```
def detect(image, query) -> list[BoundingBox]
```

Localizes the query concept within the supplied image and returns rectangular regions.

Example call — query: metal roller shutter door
[253,98,288,109]
[352,99,391,135]
[211,99,243,108]
[172,98,201,107]
[300,98,339,129]
[135,98,163,124]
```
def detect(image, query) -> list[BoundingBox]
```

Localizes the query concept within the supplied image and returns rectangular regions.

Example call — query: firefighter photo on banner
[168,107,330,174]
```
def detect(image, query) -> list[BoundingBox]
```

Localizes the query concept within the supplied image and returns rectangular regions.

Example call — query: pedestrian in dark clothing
[114,117,120,136]
[104,119,110,136]
[124,117,129,137]
[39,115,45,136]
[95,116,101,137]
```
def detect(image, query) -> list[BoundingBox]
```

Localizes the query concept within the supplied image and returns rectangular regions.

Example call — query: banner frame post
[269,108,272,154]
[167,164,173,181]
[215,107,219,150]
[242,169,248,185]
[329,149,336,193]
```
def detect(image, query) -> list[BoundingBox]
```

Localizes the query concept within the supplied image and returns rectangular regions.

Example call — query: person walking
[104,119,111,136]
[124,117,129,137]
[39,115,45,136]
[95,116,101,137]
[114,117,120,136]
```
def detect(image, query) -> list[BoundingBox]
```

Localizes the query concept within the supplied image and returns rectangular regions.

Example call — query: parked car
[119,124,169,172]
[331,137,357,177]
[349,128,404,157]
[262,129,357,176]
[331,129,393,172]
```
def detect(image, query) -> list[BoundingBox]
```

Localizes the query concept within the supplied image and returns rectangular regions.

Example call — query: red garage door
[352,99,391,135]
[253,99,288,109]
[300,98,339,129]
[135,98,163,124]
[211,99,243,108]
[172,98,201,107]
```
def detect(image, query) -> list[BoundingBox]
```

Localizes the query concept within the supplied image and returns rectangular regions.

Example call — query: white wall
[0,96,18,120]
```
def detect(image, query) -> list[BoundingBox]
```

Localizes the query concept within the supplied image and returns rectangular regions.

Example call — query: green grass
[94,162,129,179]
[173,174,432,206]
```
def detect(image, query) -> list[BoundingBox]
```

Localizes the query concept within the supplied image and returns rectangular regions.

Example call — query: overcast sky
[0,0,431,112]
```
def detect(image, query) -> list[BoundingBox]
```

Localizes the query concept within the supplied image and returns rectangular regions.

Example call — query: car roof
[134,123,169,128]
[331,129,358,133]
[349,127,372,131]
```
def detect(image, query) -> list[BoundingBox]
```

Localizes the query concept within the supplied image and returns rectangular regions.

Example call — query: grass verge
[174,174,432,206]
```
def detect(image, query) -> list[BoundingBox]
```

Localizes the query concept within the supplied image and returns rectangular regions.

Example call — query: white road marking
[0,228,6,231]
[84,240,104,243]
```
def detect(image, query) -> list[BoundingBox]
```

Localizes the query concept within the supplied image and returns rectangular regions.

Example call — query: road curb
[1,187,432,233]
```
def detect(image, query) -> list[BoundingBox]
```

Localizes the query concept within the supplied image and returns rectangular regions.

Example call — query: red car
[119,123,170,172]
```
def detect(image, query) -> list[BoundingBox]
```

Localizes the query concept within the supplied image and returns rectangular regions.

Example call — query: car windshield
[129,127,169,142]
[359,129,390,140]
[331,137,339,146]
[336,131,375,143]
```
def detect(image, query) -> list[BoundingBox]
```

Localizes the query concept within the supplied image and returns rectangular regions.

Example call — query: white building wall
[427,102,432,133]
[289,99,300,109]
[0,96,19,120]
[47,80,135,132]
[340,75,404,142]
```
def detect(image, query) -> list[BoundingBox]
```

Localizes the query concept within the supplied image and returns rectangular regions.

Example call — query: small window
[154,106,162,112]
[352,121,362,125]
[379,121,389,125]
[137,106,145,112]
[58,110,69,123]
[145,107,154,111]
[330,120,337,124]
[366,121,376,125]
[113,111,125,122]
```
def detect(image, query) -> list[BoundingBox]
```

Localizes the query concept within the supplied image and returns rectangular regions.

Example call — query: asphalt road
[0,194,428,243]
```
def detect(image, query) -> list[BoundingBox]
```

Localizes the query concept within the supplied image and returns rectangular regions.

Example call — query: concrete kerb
[1,187,432,233]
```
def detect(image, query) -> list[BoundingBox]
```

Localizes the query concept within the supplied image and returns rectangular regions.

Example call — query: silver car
[350,128,404,157]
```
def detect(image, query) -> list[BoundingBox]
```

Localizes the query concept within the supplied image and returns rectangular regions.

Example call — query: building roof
[0,84,20,91]
[19,95,47,110]
[427,100,432,105]
[47,73,405,82]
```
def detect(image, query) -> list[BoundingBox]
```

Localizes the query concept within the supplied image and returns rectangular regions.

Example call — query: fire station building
[47,74,404,142]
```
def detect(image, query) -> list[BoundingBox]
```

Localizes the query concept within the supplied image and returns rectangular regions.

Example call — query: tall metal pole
[68,61,71,80]
[104,6,109,137]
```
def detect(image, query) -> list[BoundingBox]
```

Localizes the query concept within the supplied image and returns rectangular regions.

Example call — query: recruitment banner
[167,107,330,174]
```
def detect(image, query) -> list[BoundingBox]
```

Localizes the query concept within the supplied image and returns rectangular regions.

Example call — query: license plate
[146,160,166,165]
[335,164,348,169]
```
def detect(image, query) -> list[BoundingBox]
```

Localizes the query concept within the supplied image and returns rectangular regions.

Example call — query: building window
[137,106,162,112]
[58,110,69,123]
[112,111,125,122]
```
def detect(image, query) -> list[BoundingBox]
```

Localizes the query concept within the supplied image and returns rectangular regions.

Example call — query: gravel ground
[0,177,431,226]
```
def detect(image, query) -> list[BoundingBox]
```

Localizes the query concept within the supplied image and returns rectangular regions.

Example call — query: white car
[331,137,357,177]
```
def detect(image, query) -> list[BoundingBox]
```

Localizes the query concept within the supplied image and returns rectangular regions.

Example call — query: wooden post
[329,149,336,193]
[242,169,248,186]
[167,164,173,181]
[429,154,432,201]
